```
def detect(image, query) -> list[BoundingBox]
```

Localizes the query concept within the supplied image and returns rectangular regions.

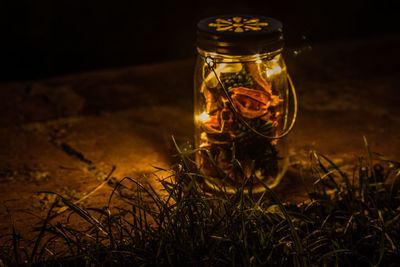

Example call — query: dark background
[0,0,397,82]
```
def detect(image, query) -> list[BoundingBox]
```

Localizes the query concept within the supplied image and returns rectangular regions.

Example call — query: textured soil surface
[1,35,399,242]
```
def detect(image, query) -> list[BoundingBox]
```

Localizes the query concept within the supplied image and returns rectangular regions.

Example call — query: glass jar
[194,15,297,194]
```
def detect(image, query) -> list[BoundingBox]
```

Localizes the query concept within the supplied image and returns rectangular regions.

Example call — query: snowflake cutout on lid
[208,16,269,33]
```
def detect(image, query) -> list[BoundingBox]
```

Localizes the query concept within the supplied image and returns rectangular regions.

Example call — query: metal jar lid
[197,14,284,55]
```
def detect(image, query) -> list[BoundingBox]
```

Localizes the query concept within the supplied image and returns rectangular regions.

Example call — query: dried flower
[230,87,278,120]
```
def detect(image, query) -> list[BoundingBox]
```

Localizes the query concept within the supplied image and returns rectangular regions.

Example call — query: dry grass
[1,137,399,266]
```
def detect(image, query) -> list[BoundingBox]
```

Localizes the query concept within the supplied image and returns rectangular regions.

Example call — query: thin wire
[205,56,297,140]
[199,53,277,64]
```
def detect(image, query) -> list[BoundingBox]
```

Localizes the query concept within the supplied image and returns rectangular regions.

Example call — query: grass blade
[29,200,58,262]
[256,177,307,267]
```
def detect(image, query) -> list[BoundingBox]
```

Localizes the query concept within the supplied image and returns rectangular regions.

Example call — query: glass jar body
[194,49,290,194]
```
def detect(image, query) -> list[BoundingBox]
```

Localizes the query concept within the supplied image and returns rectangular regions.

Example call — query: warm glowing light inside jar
[272,54,280,63]
[196,111,209,122]
[206,57,214,65]
[267,66,282,77]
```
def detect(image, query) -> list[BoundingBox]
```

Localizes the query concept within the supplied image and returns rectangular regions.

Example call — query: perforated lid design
[197,14,284,55]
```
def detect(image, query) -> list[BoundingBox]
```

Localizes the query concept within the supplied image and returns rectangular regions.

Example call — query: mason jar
[194,14,297,194]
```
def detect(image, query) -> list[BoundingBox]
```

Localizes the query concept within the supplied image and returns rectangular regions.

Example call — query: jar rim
[196,47,283,63]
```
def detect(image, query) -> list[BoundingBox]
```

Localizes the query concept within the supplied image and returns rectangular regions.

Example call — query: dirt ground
[1,35,400,245]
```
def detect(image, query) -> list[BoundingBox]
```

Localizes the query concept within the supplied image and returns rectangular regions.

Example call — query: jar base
[201,155,289,195]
